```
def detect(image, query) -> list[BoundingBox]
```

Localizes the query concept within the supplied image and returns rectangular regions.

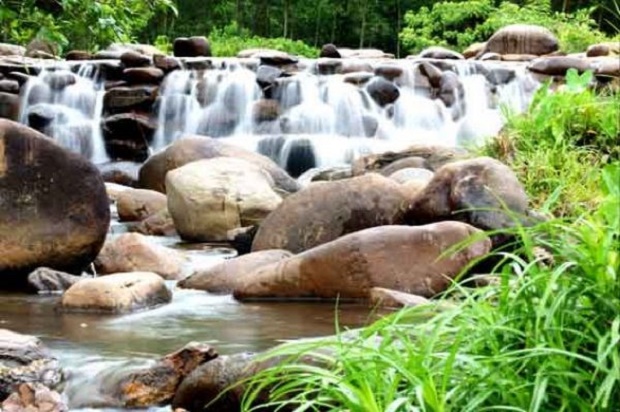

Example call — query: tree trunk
[283,0,289,38]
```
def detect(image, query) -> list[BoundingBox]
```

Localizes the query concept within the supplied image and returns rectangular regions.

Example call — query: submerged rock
[2,383,67,412]
[0,120,109,284]
[27,267,81,294]
[252,174,407,254]
[237,222,491,301]
[61,272,172,313]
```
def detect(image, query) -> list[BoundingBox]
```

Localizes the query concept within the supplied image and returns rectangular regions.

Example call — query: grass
[234,71,620,411]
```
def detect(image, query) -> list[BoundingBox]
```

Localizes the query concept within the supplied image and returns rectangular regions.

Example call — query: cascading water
[19,62,109,164]
[153,58,538,175]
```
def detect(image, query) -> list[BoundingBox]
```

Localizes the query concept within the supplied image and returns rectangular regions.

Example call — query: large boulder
[61,272,172,313]
[485,24,558,56]
[179,250,293,294]
[528,56,593,76]
[320,44,341,58]
[166,158,282,242]
[0,44,26,57]
[236,222,491,300]
[404,157,528,236]
[352,145,468,175]
[116,188,167,222]
[95,233,186,280]
[0,329,64,400]
[138,136,299,194]
[173,37,211,57]
[102,113,156,162]
[366,77,400,107]
[0,120,109,283]
[252,174,407,254]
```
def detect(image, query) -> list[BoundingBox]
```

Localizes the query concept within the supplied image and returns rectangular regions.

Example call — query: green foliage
[208,23,319,57]
[483,70,620,216]
[400,0,612,53]
[240,163,620,411]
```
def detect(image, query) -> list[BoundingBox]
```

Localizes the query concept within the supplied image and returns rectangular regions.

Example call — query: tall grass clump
[483,69,620,217]
[240,162,620,411]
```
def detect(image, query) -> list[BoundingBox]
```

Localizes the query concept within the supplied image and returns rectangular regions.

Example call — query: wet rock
[138,135,300,194]
[43,71,76,91]
[167,158,282,242]
[0,79,19,94]
[27,267,81,294]
[123,67,164,84]
[379,156,427,176]
[120,51,151,68]
[226,226,258,255]
[419,46,464,60]
[104,86,158,113]
[366,77,400,106]
[114,342,217,408]
[196,103,237,137]
[179,250,293,294]
[316,58,343,75]
[252,174,407,254]
[2,382,67,412]
[320,43,341,58]
[0,92,19,120]
[116,189,167,222]
[417,61,443,88]
[0,329,64,400]
[528,56,593,76]
[65,50,92,61]
[463,42,486,59]
[61,272,172,313]
[369,287,430,308]
[98,161,141,187]
[135,208,177,237]
[237,222,491,300]
[0,44,26,57]
[353,145,468,175]
[343,71,374,85]
[0,120,109,282]
[404,157,529,240]
[256,50,298,67]
[374,63,403,81]
[438,71,464,108]
[388,167,434,185]
[339,48,394,59]
[297,166,353,186]
[483,66,516,85]
[252,99,280,123]
[95,233,186,280]
[256,65,283,94]
[101,113,156,162]
[485,24,558,56]
[26,103,65,132]
[153,54,181,73]
[173,37,211,58]
[7,72,31,87]
[586,42,619,57]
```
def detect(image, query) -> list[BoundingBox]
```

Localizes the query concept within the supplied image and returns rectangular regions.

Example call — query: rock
[366,77,400,106]
[7,72,31,87]
[236,222,491,300]
[114,342,217,408]
[316,58,343,75]
[463,42,486,59]
[95,233,185,280]
[98,161,141,187]
[438,71,464,109]
[116,189,167,222]
[179,250,293,294]
[586,42,619,57]
[138,135,299,194]
[252,174,407,254]
[418,61,444,88]
[500,54,538,62]
[343,71,374,85]
[338,48,394,59]
[419,46,464,60]
[0,120,109,282]
[256,50,298,67]
[480,52,502,61]
[297,166,353,186]
[320,43,341,58]
[120,51,151,68]
[340,60,374,74]
[352,145,468,175]
[226,226,258,255]
[101,113,156,161]
[528,56,593,76]
[2,382,67,412]
[389,167,434,185]
[26,103,65,132]
[107,43,162,57]
[105,182,132,202]
[379,156,428,176]
[27,268,81,294]
[61,272,171,313]
[0,44,26,57]
[404,157,528,238]
[0,329,64,400]
[485,24,558,56]
[166,158,282,242]
[252,99,280,123]
[594,57,620,78]
[0,79,19,94]
[43,71,76,90]
[65,50,92,61]
[123,67,164,84]
[25,39,58,58]
[104,86,158,113]
[173,37,211,58]
[0,92,19,120]
[369,287,430,308]
[135,208,177,237]
[153,54,181,73]
[375,63,403,81]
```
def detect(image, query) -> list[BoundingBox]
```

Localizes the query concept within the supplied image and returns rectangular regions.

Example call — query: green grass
[240,163,620,411]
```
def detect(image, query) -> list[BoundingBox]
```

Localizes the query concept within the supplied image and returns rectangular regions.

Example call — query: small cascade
[152,58,538,174]
[19,63,109,164]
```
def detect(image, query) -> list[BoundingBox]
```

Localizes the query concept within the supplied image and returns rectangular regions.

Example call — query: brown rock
[463,42,486,59]
[61,272,171,313]
[120,51,151,68]
[320,44,341,58]
[485,24,558,56]
[104,86,158,113]
[352,145,468,175]
[0,79,19,94]
[179,250,293,294]
[95,233,186,280]
[366,77,400,106]
[173,37,211,58]
[528,56,592,76]
[99,161,141,187]
[2,383,67,412]
[374,64,403,80]
[369,287,430,308]
[0,120,109,282]
[0,92,20,120]
[419,46,464,60]
[102,113,156,162]
[153,54,181,73]
[236,222,491,300]
[123,67,164,84]
[65,50,92,61]
[135,208,177,237]
[252,174,407,254]
[116,189,167,222]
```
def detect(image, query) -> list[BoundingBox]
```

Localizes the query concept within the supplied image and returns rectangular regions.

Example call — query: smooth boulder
[252,174,407,254]
[27,267,81,294]
[0,120,109,282]
[61,272,171,313]
[485,24,558,56]
[116,189,167,222]
[166,158,282,242]
[369,287,430,309]
[237,222,490,301]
